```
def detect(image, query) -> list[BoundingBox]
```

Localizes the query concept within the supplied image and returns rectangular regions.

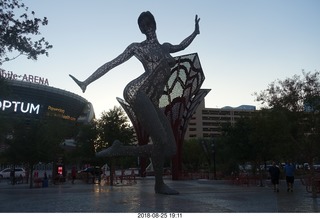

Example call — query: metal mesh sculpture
[117,53,210,180]
[160,53,210,180]
[70,11,201,194]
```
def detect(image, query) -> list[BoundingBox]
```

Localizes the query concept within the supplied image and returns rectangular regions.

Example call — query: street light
[211,143,216,180]
[201,138,217,180]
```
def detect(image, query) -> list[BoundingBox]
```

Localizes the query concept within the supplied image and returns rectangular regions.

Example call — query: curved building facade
[0,79,94,123]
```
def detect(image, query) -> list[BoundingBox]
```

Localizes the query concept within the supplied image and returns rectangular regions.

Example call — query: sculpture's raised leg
[96,140,152,157]
[96,140,179,195]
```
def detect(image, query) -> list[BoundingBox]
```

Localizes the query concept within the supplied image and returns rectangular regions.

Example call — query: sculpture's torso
[123,40,176,106]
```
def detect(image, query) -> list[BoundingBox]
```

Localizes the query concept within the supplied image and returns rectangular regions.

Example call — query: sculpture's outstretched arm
[164,15,200,53]
[69,44,136,93]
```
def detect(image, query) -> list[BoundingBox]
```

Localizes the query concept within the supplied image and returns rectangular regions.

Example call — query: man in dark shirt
[269,161,280,192]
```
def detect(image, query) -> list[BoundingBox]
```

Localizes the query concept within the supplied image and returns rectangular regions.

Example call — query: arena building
[0,68,94,153]
[0,69,94,124]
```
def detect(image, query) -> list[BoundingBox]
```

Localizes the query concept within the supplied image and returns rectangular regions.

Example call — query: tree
[251,109,298,162]
[254,71,320,161]
[224,118,253,162]
[69,122,97,166]
[95,106,136,169]
[255,70,320,197]
[255,71,320,112]
[218,110,296,184]
[96,106,135,150]
[2,117,76,187]
[0,0,52,65]
[182,138,208,172]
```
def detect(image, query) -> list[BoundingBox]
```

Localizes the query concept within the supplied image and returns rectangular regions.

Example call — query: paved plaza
[0,176,319,213]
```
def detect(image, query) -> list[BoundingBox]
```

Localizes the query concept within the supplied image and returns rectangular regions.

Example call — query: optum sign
[0,99,40,114]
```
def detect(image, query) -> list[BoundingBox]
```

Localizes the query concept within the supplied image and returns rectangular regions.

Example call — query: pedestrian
[71,166,77,184]
[10,168,15,185]
[43,172,48,188]
[269,161,280,192]
[284,161,295,192]
[95,167,102,184]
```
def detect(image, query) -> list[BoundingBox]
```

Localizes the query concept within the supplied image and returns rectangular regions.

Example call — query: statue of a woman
[70,11,200,194]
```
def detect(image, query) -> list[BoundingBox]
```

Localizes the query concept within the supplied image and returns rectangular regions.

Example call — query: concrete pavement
[0,176,319,213]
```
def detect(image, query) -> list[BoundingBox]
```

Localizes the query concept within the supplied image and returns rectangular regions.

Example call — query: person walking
[284,161,295,192]
[10,169,15,185]
[269,161,280,192]
[71,166,77,184]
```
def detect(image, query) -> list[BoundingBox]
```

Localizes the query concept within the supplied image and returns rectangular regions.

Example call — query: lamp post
[211,141,216,180]
[200,140,210,179]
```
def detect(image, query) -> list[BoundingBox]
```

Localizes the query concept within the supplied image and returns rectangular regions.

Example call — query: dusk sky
[2,0,320,118]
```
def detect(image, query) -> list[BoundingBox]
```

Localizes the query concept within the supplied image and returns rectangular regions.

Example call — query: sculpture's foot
[96,140,124,157]
[155,183,179,195]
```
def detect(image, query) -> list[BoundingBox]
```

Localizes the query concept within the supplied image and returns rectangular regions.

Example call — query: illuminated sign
[47,105,76,121]
[0,99,40,114]
[0,100,78,121]
[58,166,63,175]
[48,106,65,114]
[0,68,49,86]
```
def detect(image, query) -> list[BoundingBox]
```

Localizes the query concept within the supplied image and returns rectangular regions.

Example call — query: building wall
[185,100,256,140]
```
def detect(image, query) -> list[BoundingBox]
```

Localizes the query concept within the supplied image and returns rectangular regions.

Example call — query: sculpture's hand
[69,74,87,93]
[195,15,200,34]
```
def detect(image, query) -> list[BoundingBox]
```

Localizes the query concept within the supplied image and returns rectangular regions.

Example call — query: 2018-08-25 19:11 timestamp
[137,213,183,218]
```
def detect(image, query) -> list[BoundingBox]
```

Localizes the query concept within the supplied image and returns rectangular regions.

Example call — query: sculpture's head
[138,11,156,34]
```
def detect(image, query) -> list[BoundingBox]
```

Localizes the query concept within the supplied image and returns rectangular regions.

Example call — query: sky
[2,0,320,118]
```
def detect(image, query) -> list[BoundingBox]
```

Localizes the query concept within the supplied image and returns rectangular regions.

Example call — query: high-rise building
[185,100,256,139]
